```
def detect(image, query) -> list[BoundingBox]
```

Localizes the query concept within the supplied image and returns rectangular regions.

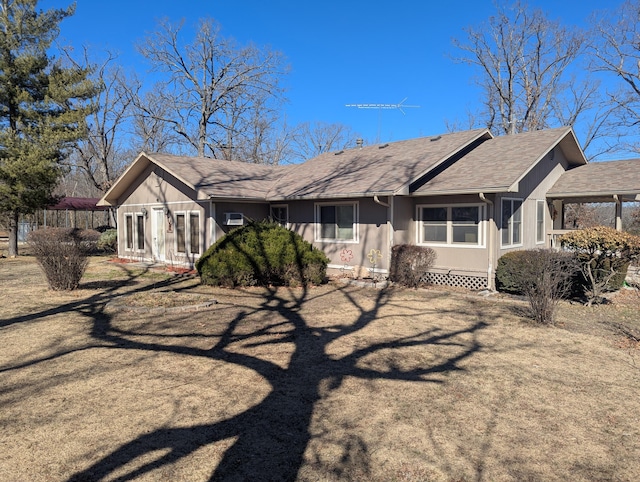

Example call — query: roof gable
[98,153,291,206]
[413,127,586,195]
[148,153,290,200]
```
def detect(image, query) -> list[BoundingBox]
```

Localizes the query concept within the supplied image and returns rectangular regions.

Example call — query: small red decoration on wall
[340,248,353,263]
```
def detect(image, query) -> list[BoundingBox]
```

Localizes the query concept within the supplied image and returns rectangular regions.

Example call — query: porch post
[552,200,564,230]
[614,195,622,231]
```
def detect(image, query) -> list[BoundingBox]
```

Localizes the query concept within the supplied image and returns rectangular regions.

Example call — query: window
[536,200,545,244]
[136,214,145,250]
[271,205,288,227]
[502,198,523,247]
[125,214,133,250]
[418,205,483,246]
[176,211,200,255]
[452,206,480,244]
[190,213,200,254]
[422,207,447,242]
[176,214,186,253]
[316,203,357,242]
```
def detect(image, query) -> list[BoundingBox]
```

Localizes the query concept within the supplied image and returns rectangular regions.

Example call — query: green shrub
[495,250,531,294]
[389,244,436,288]
[196,221,329,287]
[28,228,99,290]
[97,228,117,253]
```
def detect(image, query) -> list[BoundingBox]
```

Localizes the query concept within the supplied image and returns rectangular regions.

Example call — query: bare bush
[508,249,577,325]
[28,228,99,290]
[389,245,436,288]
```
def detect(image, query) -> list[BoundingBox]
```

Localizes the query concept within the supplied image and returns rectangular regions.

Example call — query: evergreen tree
[0,0,96,256]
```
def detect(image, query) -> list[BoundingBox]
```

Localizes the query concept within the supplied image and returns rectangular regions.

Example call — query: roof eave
[412,186,514,197]
[547,190,640,199]
[268,190,396,202]
[98,152,150,207]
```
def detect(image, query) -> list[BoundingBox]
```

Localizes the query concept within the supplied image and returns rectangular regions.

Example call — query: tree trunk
[8,211,19,257]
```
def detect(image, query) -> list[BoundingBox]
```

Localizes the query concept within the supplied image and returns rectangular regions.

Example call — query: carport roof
[548,159,640,202]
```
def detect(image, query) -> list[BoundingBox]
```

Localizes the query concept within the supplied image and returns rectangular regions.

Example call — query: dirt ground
[1,255,639,481]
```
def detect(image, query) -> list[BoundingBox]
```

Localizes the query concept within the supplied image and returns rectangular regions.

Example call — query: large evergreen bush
[196,222,328,287]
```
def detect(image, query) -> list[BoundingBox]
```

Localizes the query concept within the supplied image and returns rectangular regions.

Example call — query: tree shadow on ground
[63,277,488,481]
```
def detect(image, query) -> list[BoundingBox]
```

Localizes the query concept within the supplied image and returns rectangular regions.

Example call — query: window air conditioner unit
[225,212,244,226]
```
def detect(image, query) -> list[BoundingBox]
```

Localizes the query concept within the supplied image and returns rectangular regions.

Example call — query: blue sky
[43,0,621,154]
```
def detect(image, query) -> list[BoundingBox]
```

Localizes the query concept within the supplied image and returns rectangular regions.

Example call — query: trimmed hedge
[196,221,329,287]
[495,250,530,294]
[389,244,436,288]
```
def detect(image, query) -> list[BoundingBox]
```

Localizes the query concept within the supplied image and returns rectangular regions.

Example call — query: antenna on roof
[345,97,420,115]
[345,97,420,142]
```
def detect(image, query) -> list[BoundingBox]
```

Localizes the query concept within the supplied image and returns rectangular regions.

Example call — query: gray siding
[287,197,390,274]
[410,194,492,279]
[497,148,570,257]
[116,165,208,266]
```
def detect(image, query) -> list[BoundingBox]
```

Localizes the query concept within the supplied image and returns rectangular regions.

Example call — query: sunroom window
[419,205,482,246]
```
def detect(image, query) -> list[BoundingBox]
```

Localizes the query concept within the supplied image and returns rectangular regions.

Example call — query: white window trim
[501,198,524,248]
[174,210,202,256]
[270,204,289,228]
[536,199,545,245]
[314,201,359,243]
[416,203,486,248]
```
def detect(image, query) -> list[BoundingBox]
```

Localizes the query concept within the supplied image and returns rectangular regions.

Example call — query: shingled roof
[99,127,593,207]
[413,127,586,195]
[98,152,293,206]
[548,159,640,201]
[267,129,492,199]
[148,153,291,200]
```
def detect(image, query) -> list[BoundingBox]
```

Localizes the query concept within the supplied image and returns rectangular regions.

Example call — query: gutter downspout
[373,194,390,207]
[479,193,495,290]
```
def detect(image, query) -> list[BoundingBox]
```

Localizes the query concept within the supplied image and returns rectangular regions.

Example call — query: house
[97,126,640,289]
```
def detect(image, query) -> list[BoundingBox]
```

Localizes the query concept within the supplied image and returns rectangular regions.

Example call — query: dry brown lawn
[1,255,639,481]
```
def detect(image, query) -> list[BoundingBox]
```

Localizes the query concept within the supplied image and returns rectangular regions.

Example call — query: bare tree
[452,1,606,155]
[130,83,182,154]
[136,18,288,159]
[290,121,361,161]
[64,50,133,194]
[588,0,640,154]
